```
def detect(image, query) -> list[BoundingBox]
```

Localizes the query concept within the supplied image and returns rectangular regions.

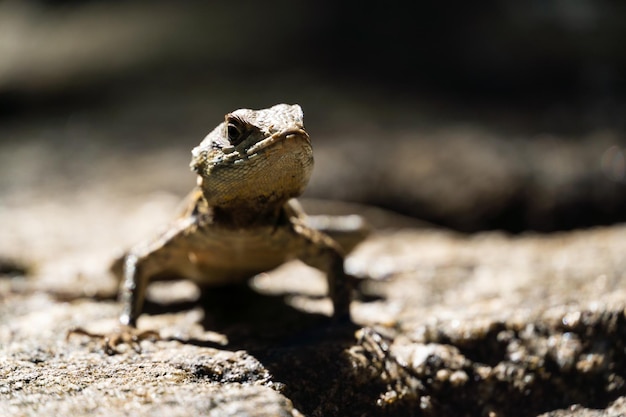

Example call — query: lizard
[77,104,369,352]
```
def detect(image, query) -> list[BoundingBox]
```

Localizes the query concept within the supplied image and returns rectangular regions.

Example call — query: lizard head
[190,104,313,209]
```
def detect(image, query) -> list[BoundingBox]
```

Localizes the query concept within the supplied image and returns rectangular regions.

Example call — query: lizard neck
[197,177,293,228]
[211,199,285,228]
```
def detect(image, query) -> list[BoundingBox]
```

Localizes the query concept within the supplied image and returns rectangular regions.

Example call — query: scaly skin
[112,104,367,331]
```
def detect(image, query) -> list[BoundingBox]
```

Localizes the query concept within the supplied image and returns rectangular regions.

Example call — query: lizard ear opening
[225,115,249,146]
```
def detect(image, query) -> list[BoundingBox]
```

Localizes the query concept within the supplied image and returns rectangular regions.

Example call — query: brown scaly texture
[110,104,368,338]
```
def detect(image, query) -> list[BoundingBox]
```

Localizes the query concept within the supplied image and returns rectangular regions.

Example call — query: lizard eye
[226,116,247,146]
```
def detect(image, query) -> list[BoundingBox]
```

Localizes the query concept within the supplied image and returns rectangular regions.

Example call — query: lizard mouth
[195,126,311,172]
[245,127,309,156]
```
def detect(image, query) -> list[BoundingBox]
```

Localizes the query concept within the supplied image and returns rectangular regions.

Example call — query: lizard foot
[67,326,160,355]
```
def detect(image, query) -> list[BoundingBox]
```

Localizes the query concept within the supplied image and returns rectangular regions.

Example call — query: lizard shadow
[192,283,365,416]
[143,282,387,416]
[142,282,356,349]
[141,274,385,351]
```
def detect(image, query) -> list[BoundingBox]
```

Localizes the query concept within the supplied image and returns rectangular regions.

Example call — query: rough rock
[2,180,626,416]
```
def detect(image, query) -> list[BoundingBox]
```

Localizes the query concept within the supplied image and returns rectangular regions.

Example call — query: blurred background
[1,0,625,233]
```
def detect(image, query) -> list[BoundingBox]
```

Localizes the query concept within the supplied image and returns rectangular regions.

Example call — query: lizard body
[113,104,366,329]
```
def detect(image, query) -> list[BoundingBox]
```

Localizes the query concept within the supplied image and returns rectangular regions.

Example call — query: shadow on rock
[143,283,396,416]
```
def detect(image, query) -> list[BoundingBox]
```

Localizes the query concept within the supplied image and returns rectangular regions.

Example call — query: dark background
[1,0,625,232]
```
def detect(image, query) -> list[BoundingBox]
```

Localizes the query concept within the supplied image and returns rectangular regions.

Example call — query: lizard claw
[67,326,160,355]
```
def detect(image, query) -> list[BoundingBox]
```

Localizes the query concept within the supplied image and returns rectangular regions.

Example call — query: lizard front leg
[119,252,151,327]
[288,199,370,254]
[291,219,354,321]
[69,218,198,354]
[67,248,159,354]
[117,215,200,327]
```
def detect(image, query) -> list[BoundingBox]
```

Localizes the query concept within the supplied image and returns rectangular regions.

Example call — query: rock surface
[2,3,626,416]
[2,177,626,416]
